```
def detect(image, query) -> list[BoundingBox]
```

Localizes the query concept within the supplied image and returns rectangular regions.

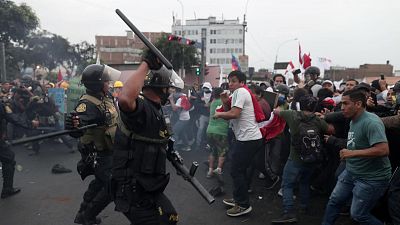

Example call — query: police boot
[74,202,101,224]
[1,162,21,199]
[81,198,111,225]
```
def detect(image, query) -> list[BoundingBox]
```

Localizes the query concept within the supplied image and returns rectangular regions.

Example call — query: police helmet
[81,64,121,92]
[144,65,184,89]
[304,66,320,77]
[275,84,290,96]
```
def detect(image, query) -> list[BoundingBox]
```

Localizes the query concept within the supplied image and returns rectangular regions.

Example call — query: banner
[48,88,65,129]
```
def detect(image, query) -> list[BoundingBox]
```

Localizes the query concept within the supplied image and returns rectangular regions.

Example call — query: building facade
[172,17,247,74]
[325,62,394,81]
[95,31,166,65]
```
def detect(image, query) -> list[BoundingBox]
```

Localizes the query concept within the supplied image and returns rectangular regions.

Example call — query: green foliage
[0,0,39,44]
[144,34,200,70]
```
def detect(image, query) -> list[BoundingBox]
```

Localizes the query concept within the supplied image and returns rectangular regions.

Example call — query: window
[239,29,243,34]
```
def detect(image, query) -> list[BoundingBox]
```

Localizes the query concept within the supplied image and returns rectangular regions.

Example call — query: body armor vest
[113,96,170,179]
[79,94,118,151]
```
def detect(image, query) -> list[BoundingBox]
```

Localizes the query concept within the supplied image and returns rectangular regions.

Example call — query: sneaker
[226,205,252,217]
[271,213,297,223]
[206,170,213,178]
[222,198,236,207]
[265,176,280,190]
[213,168,222,175]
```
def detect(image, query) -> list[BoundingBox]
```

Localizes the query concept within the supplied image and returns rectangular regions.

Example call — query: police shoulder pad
[76,103,87,112]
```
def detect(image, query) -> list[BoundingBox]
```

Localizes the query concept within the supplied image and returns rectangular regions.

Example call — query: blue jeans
[281,159,316,213]
[322,169,389,225]
[195,115,209,147]
[172,120,190,145]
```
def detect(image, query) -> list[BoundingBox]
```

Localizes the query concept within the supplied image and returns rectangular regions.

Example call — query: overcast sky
[14,0,400,72]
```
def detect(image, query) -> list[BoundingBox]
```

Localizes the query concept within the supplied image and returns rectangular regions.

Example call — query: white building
[171,16,247,74]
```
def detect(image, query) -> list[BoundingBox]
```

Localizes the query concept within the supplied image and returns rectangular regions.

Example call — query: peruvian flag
[302,53,312,69]
[299,43,312,69]
[284,61,295,74]
[57,69,63,82]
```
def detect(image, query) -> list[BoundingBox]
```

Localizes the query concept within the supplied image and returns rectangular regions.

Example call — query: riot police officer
[0,100,39,198]
[67,64,120,225]
[294,66,322,97]
[111,52,184,225]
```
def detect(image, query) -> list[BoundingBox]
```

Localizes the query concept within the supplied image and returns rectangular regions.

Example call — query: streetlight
[274,38,298,64]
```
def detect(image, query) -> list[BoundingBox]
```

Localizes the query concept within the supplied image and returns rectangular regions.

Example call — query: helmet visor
[102,65,121,82]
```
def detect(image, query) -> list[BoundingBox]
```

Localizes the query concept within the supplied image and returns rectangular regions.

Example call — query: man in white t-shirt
[169,90,191,151]
[214,70,263,217]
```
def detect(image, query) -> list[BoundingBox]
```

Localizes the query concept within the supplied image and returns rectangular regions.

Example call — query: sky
[13,0,400,72]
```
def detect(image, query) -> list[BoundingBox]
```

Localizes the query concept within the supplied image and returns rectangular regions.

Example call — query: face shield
[152,65,184,89]
[102,65,121,82]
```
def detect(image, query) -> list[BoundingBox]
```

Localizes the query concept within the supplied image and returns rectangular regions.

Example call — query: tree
[144,34,199,70]
[0,0,39,44]
[0,0,39,79]
[24,31,95,76]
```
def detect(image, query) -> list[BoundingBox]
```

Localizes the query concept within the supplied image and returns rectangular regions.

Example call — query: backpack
[179,95,192,111]
[293,113,323,163]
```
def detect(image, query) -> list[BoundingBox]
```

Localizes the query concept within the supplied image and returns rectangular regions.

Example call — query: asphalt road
[0,138,354,225]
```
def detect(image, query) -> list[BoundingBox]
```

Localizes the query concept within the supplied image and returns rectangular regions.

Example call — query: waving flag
[231,54,241,71]
[302,53,311,69]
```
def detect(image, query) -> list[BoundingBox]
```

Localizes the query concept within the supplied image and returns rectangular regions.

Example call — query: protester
[271,94,331,224]
[322,88,392,225]
[206,87,229,178]
[215,70,264,217]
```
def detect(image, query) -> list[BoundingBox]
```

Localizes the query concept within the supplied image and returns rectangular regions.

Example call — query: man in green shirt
[322,88,391,225]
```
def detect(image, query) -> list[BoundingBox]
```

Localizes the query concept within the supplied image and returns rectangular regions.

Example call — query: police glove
[65,111,80,130]
[142,51,162,70]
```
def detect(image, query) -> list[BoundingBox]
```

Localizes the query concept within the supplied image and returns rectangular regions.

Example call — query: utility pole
[0,42,6,81]
[200,28,207,84]
[242,14,247,56]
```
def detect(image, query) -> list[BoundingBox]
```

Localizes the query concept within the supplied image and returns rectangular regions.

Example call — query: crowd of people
[1,61,400,224]
[164,66,400,224]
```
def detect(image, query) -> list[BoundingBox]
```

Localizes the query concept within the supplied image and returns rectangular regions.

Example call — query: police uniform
[69,64,120,225]
[112,94,178,225]
[110,63,185,225]
[0,101,31,198]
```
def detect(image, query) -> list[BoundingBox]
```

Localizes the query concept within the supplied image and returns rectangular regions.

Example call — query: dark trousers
[230,138,263,208]
[0,142,16,192]
[123,193,178,225]
[79,154,112,219]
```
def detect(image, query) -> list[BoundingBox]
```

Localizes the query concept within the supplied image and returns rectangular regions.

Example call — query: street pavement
[0,138,354,225]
